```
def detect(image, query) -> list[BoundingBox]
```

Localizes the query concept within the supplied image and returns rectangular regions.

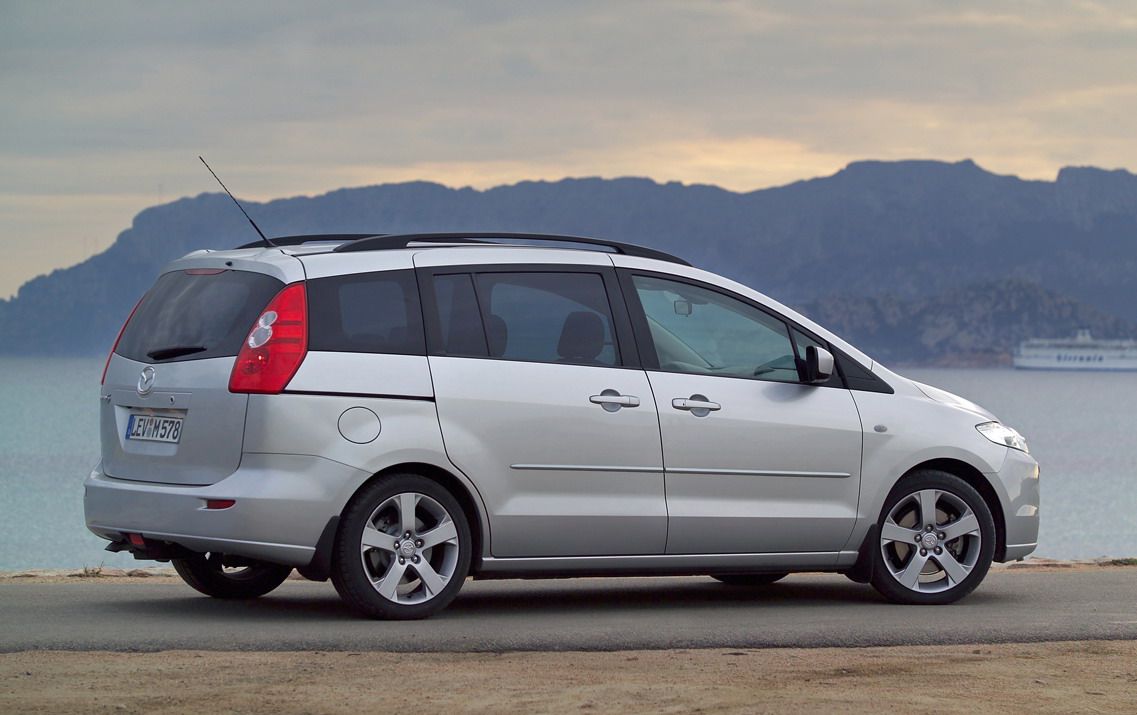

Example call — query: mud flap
[297,516,339,582]
[844,524,878,584]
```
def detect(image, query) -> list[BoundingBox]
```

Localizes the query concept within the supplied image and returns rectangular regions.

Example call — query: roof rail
[332,232,691,266]
[236,234,382,249]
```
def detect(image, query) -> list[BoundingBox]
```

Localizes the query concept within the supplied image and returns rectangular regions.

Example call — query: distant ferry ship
[1014,329,1137,371]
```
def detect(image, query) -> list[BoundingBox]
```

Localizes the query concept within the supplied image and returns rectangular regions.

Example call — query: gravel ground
[2,641,1136,714]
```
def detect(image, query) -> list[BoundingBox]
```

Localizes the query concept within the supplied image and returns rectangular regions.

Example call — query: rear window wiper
[146,345,207,361]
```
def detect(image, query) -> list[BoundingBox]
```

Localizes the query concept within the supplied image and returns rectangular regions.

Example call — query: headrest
[557,311,605,363]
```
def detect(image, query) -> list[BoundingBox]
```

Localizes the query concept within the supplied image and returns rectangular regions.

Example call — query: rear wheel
[331,474,471,620]
[870,470,995,605]
[712,573,788,586]
[172,553,292,599]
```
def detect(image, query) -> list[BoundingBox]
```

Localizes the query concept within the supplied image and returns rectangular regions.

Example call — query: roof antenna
[198,156,275,248]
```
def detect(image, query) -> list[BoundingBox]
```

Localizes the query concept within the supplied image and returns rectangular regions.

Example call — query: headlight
[976,422,1029,453]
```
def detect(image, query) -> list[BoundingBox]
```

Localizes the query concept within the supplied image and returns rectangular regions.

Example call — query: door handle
[590,389,640,412]
[672,394,721,416]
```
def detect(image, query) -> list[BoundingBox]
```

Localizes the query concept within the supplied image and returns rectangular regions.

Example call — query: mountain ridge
[3,159,1136,363]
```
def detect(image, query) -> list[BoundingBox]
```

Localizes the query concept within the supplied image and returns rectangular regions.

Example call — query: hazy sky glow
[3,0,1137,296]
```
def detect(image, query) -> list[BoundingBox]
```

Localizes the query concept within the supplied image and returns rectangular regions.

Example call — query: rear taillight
[101,297,144,385]
[228,282,308,394]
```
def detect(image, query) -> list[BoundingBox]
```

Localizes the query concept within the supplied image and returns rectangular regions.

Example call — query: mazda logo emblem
[137,366,156,396]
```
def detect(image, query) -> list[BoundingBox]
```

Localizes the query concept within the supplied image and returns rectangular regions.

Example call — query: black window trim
[423,272,491,358]
[416,263,643,370]
[616,267,891,392]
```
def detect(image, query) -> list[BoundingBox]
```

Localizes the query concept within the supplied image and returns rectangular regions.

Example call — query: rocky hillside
[800,279,1136,366]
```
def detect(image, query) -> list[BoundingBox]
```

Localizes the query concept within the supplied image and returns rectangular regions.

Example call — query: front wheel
[870,470,996,605]
[172,553,292,599]
[331,474,472,620]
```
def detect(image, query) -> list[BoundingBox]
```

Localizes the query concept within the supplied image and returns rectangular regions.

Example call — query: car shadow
[99,587,357,621]
[451,577,883,614]
[98,574,1006,623]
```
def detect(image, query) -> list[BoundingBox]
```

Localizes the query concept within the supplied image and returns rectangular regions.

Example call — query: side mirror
[804,346,834,384]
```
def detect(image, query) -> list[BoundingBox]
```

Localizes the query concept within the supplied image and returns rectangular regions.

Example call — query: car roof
[237,232,691,266]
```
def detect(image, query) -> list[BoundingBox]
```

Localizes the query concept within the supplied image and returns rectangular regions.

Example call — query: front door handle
[672,394,721,417]
[590,389,641,412]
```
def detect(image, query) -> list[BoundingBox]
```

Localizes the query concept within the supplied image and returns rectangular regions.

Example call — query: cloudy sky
[3,1,1136,297]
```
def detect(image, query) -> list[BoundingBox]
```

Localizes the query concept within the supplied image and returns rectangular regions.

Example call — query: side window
[791,328,825,359]
[433,273,488,357]
[631,275,798,382]
[475,272,620,367]
[307,269,425,355]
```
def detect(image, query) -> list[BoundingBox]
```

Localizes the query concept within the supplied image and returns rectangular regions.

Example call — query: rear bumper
[993,448,1040,562]
[84,453,368,567]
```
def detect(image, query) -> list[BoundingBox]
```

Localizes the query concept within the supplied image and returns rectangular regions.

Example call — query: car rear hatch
[100,265,288,486]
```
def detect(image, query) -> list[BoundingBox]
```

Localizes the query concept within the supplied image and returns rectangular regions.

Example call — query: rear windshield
[116,269,283,363]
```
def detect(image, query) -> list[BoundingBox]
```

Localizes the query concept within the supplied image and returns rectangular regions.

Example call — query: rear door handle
[672,394,721,416]
[590,389,640,412]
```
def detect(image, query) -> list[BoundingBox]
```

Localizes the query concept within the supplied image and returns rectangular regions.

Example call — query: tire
[870,470,996,605]
[172,553,293,599]
[331,473,472,620]
[712,573,788,586]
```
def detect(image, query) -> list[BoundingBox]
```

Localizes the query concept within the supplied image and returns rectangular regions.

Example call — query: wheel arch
[345,462,489,573]
[900,458,1007,563]
[848,456,1009,583]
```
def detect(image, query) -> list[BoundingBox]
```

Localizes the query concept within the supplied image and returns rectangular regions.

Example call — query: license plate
[126,414,184,444]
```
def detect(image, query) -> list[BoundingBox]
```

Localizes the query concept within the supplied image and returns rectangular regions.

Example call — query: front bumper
[84,453,368,567]
[994,447,1040,561]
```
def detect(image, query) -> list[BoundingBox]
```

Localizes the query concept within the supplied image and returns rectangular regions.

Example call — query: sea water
[0,358,1133,569]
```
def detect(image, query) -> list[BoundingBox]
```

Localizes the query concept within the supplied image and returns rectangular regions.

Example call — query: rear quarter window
[307,269,425,355]
[116,269,283,363]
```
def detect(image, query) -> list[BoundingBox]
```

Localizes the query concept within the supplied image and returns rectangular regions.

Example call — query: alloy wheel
[358,491,461,605]
[879,488,983,594]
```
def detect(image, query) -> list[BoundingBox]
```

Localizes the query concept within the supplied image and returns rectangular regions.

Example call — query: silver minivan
[85,233,1039,619]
